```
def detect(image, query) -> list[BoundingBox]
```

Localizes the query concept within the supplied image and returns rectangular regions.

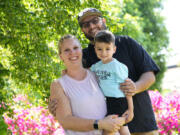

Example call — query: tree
[0,0,103,103]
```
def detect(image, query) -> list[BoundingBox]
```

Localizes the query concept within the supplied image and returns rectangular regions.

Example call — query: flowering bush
[149,90,180,135]
[2,91,180,135]
[3,94,64,135]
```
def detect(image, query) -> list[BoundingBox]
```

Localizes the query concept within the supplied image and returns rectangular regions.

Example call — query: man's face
[81,16,106,42]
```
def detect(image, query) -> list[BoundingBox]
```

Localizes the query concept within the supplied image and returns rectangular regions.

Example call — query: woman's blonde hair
[58,34,80,54]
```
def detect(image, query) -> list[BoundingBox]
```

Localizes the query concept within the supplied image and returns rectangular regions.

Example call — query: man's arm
[135,71,155,94]
[120,71,155,96]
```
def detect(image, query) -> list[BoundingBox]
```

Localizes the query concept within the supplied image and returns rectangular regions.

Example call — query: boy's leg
[119,126,130,135]
[131,130,159,135]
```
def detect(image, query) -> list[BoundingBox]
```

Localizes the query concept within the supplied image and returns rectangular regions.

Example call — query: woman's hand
[99,115,126,132]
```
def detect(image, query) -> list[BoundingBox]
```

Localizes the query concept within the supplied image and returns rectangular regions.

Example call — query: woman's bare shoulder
[50,79,64,99]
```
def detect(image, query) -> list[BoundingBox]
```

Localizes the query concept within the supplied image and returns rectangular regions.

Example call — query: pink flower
[149,90,180,134]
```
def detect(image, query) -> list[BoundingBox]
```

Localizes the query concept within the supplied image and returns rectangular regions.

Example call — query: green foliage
[0,52,11,133]
[0,116,8,135]
[0,0,104,109]
[131,0,168,91]
[0,0,168,110]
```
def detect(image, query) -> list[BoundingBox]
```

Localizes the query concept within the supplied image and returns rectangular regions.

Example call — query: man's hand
[120,78,136,96]
[48,98,58,116]
[61,69,67,76]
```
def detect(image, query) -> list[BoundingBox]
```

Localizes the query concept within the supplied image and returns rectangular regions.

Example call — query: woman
[50,35,125,135]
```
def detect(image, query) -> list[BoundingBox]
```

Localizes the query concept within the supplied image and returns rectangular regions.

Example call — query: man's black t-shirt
[83,35,160,133]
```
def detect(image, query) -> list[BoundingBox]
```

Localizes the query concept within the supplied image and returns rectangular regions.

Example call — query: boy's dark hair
[94,30,115,45]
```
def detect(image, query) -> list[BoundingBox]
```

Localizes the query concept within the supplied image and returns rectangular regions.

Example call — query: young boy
[90,30,134,135]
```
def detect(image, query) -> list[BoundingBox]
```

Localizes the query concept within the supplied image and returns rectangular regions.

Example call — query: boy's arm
[124,96,134,123]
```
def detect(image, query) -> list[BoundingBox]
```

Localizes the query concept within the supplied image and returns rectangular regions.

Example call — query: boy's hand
[122,109,134,123]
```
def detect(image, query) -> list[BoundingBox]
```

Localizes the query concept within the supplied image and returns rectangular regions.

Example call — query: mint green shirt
[90,58,128,98]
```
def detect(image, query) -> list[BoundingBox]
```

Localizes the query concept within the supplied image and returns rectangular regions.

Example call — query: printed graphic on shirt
[94,70,111,80]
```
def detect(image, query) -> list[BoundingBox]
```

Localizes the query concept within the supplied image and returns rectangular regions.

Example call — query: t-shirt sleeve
[126,36,160,75]
[115,63,128,83]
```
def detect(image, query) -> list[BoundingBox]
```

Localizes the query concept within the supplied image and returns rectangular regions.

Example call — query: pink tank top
[58,70,107,135]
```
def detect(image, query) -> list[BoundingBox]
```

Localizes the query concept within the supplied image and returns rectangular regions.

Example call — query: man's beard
[84,23,107,42]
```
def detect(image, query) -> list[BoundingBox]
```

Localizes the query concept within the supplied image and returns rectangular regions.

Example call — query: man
[49,8,160,135]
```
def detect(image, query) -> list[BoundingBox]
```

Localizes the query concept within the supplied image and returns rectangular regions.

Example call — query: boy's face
[95,42,116,64]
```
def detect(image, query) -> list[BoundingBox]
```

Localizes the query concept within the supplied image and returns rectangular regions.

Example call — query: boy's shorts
[106,97,128,126]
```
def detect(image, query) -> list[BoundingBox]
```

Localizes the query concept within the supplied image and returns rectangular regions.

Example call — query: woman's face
[60,38,82,67]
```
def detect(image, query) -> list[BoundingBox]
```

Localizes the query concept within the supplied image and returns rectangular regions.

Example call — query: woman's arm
[50,80,94,131]
[50,80,124,132]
